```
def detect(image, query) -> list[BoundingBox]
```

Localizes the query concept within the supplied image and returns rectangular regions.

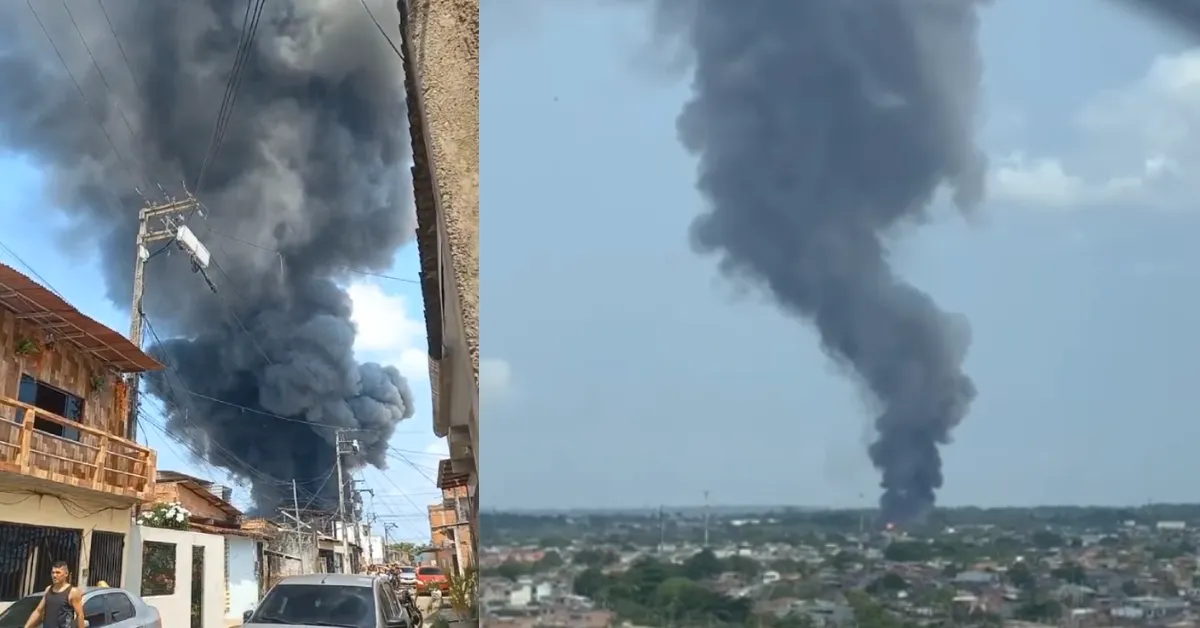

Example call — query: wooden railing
[0,394,155,501]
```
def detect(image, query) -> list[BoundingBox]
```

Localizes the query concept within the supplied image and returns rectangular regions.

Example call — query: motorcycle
[397,587,423,627]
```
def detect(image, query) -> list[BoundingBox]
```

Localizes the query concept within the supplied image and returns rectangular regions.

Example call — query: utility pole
[335,430,352,573]
[292,479,303,530]
[127,192,207,441]
[350,481,373,570]
[383,523,399,563]
[703,490,710,548]
[658,505,665,555]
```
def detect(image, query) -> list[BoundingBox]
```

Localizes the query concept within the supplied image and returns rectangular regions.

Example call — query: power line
[57,0,147,188]
[95,0,142,95]
[201,227,421,285]
[0,239,65,298]
[358,0,404,61]
[194,0,265,194]
[24,0,146,198]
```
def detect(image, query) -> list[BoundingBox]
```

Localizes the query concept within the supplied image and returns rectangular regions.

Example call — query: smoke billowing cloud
[0,1,414,511]
[643,0,988,521]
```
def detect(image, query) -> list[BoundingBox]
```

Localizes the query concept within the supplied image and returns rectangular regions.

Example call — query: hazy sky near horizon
[483,1,1200,510]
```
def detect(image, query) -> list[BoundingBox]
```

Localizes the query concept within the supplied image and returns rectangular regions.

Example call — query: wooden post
[91,435,109,489]
[17,408,35,472]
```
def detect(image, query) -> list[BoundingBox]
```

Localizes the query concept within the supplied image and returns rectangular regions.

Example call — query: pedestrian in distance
[22,561,85,628]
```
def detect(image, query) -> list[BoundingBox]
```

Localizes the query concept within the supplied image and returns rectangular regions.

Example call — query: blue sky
[483,1,1200,510]
[0,157,442,542]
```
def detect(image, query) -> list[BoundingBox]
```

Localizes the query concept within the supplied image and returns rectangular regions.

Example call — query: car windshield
[0,597,40,628]
[417,568,442,576]
[399,568,415,574]
[250,584,376,628]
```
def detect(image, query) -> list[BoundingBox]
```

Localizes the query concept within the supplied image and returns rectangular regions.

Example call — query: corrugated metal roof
[0,262,162,373]
[436,458,468,490]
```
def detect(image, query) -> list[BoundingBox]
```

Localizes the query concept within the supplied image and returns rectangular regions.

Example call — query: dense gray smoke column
[0,1,414,511]
[1113,0,1200,35]
[651,0,987,521]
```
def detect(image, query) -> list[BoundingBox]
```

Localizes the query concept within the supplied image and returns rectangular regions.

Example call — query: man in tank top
[22,561,84,628]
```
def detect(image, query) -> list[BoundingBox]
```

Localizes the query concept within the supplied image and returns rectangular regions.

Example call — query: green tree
[533,550,564,571]
[724,555,761,580]
[572,567,610,598]
[884,541,933,563]
[1051,562,1086,585]
[572,548,618,568]
[683,549,723,581]
[1121,580,1143,597]
[1006,561,1036,591]
[866,572,908,593]
[494,559,526,581]
[1031,530,1064,550]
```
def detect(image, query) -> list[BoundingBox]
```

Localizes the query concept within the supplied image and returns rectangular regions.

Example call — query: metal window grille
[0,522,82,602]
[86,531,125,587]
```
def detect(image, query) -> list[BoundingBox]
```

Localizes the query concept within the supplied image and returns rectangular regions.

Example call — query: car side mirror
[242,610,254,622]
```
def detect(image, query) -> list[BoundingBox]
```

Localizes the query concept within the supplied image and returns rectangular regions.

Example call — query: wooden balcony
[0,394,155,504]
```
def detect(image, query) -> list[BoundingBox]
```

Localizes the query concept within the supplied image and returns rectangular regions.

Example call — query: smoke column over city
[643,0,988,521]
[1113,0,1200,35]
[0,1,414,511]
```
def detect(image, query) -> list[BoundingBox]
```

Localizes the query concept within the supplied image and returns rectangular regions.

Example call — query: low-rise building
[0,262,159,609]
[429,458,475,575]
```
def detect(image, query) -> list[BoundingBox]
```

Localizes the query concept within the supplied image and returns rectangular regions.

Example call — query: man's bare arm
[69,588,84,628]
[22,588,48,628]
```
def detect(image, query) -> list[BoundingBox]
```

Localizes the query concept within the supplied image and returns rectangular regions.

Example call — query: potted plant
[13,337,39,357]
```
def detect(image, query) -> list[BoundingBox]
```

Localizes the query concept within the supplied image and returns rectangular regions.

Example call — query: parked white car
[396,567,418,588]
[0,586,160,628]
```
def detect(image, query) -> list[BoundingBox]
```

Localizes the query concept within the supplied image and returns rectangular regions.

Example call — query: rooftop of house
[437,458,470,490]
[156,469,242,521]
[0,262,162,373]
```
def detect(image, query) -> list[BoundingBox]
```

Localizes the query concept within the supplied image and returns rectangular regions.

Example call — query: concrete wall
[124,525,226,628]
[225,538,259,623]
[0,490,133,611]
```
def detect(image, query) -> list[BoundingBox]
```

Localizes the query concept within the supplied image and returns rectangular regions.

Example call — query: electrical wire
[0,238,65,298]
[358,0,404,61]
[95,0,142,96]
[201,227,420,285]
[194,0,266,195]
[57,0,148,189]
[24,0,147,199]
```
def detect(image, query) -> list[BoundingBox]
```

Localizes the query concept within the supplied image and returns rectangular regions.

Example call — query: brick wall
[153,482,232,522]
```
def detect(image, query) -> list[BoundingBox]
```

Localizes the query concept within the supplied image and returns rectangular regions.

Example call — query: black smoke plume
[646,0,987,522]
[0,1,414,511]
[1113,0,1200,36]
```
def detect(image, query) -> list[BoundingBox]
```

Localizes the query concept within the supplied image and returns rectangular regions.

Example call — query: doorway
[191,546,205,628]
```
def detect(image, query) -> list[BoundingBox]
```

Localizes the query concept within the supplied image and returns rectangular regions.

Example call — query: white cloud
[991,49,1200,210]
[347,281,429,384]
[425,438,449,458]
[480,357,513,399]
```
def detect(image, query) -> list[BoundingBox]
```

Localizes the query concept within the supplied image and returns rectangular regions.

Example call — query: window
[0,596,43,628]
[377,585,403,624]
[106,593,135,623]
[250,584,376,628]
[140,541,176,596]
[82,595,110,628]
[416,567,442,576]
[16,375,84,441]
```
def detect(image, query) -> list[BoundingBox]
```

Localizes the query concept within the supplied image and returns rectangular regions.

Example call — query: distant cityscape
[476,504,1200,627]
